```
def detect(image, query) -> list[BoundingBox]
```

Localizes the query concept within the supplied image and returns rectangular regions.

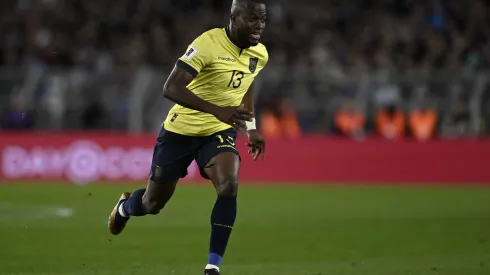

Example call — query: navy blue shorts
[148,127,240,182]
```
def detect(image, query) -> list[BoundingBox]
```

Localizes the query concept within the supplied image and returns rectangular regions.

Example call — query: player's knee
[216,177,238,197]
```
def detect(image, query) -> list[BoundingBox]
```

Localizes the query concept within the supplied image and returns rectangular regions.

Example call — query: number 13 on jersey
[228,70,244,89]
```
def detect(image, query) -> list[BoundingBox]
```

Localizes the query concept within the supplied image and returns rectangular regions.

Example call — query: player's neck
[226,25,249,49]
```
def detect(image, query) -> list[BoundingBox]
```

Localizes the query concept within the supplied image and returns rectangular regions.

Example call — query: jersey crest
[249,57,259,73]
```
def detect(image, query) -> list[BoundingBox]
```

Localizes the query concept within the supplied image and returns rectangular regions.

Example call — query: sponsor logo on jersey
[218,57,237,62]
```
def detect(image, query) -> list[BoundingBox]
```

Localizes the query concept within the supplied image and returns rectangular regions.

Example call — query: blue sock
[121,188,147,217]
[208,196,237,267]
[208,253,223,267]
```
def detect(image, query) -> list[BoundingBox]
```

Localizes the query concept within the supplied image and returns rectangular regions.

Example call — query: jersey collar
[225,27,249,51]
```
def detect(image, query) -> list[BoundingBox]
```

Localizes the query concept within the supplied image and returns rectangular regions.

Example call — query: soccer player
[107,0,268,274]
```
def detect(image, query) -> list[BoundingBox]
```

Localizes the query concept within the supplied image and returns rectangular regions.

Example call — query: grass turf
[0,183,489,275]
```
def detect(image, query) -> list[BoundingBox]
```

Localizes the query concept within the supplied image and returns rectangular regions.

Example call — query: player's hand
[246,130,266,161]
[213,104,253,131]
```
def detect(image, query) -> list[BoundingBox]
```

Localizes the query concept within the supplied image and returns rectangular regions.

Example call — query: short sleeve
[176,34,213,78]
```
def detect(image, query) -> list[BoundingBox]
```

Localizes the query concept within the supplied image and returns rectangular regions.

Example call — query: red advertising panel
[0,132,489,185]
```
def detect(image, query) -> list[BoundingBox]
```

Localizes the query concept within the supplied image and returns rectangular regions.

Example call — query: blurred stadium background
[1,0,490,274]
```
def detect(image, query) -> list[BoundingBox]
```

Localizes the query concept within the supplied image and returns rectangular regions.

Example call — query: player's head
[229,0,267,47]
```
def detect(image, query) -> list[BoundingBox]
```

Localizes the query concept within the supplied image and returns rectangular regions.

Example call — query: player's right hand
[214,104,253,131]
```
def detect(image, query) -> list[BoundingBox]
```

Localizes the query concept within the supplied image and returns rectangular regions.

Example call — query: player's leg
[204,152,240,274]
[108,179,178,235]
[123,179,177,216]
[196,130,240,274]
[108,128,194,235]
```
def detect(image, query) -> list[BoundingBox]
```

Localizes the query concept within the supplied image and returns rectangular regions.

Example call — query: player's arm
[241,82,266,160]
[241,82,255,115]
[163,66,220,116]
[241,82,258,132]
[163,66,252,131]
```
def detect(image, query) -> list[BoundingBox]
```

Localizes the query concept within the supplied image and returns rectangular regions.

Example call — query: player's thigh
[196,129,240,196]
[204,152,240,196]
[146,127,195,201]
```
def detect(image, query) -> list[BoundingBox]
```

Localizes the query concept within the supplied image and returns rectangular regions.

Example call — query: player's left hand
[246,130,266,161]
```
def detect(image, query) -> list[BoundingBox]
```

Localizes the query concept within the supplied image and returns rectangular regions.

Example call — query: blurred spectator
[260,98,300,139]
[408,100,438,141]
[1,89,34,130]
[440,96,472,139]
[81,98,108,130]
[376,104,405,140]
[482,99,490,134]
[371,72,401,109]
[0,0,488,72]
[334,99,365,140]
[0,0,490,135]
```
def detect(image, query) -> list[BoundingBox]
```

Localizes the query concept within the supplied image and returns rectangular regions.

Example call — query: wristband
[246,118,256,130]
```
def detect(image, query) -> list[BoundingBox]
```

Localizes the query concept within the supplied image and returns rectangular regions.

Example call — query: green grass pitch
[0,183,489,275]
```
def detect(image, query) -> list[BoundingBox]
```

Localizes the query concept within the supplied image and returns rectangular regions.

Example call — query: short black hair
[231,0,267,15]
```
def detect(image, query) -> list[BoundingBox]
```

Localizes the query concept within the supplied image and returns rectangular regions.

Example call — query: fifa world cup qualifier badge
[184,46,198,61]
[249,57,258,73]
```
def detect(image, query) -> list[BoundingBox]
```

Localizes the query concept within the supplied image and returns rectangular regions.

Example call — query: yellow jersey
[163,28,269,136]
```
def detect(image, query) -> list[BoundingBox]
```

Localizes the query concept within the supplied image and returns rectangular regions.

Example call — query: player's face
[237,4,266,47]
